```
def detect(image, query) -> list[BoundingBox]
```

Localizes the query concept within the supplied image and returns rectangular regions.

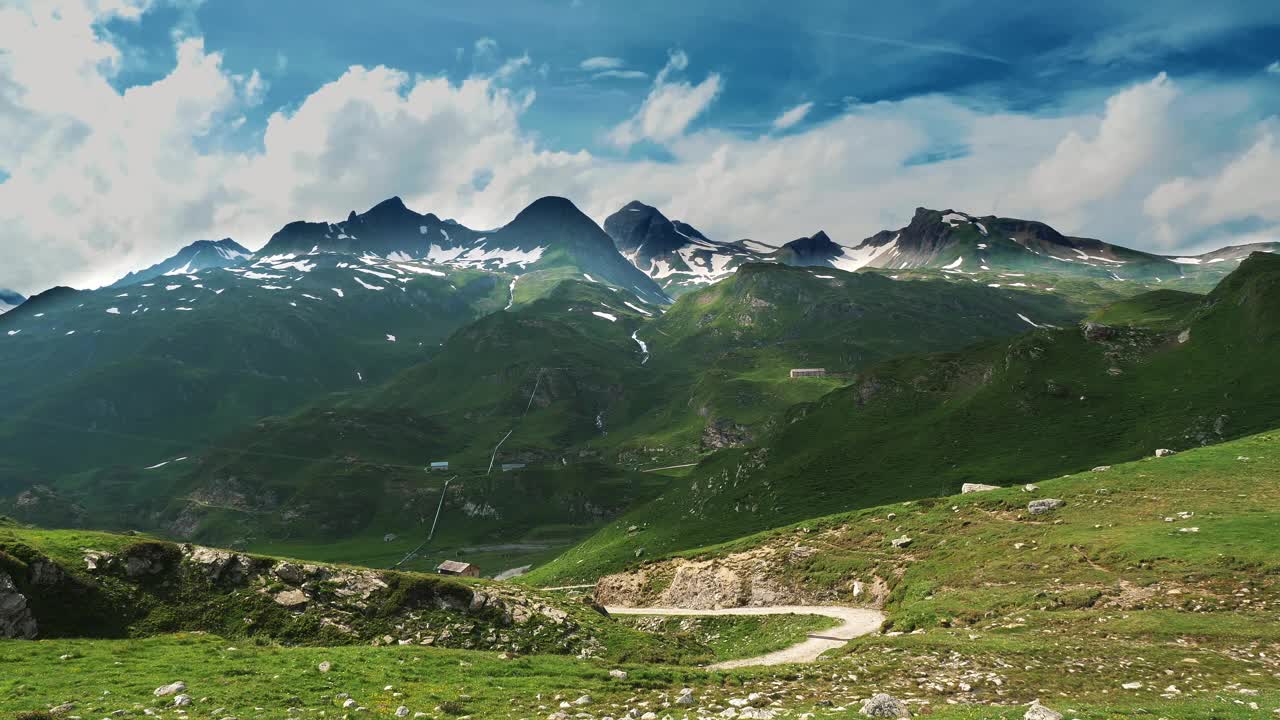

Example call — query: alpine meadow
[2,2,1280,720]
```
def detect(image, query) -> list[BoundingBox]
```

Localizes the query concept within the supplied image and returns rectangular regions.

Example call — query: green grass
[613,613,839,663]
[528,253,1280,584]
[1,631,1274,719]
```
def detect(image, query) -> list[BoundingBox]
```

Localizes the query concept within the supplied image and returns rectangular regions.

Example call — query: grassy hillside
[528,253,1280,583]
[582,429,1280,716]
[0,522,729,664]
[8,265,1115,574]
[0,258,508,488]
[4,431,1278,718]
[610,264,1092,454]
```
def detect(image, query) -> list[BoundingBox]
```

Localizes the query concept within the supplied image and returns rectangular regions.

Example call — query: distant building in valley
[789,368,827,378]
[436,560,480,577]
[429,461,449,471]
[501,463,526,472]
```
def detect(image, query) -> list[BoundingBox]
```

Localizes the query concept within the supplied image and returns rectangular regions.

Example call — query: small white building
[436,560,480,577]
[789,368,827,378]
[429,461,449,471]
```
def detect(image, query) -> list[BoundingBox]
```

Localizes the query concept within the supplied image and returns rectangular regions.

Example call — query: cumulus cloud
[0,1,261,293]
[1268,61,1280,75]
[2,5,1278,295]
[1144,129,1280,248]
[580,56,623,71]
[1025,73,1178,218]
[607,50,721,148]
[772,102,813,131]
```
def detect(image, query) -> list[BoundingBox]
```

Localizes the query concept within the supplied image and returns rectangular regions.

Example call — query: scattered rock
[153,682,187,697]
[1081,322,1116,341]
[273,562,308,586]
[1122,681,1143,690]
[1155,448,1176,457]
[1024,701,1063,720]
[860,693,910,718]
[318,661,332,673]
[383,533,397,543]
[273,589,309,608]
[1091,465,1111,472]
[395,707,409,717]
[50,702,76,715]
[173,695,192,708]
[961,483,1001,493]
[609,669,628,679]
[1023,484,1040,492]
[1027,499,1066,515]
[890,536,913,548]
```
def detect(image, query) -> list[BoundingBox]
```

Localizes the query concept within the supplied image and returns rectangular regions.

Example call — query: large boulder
[1024,702,1064,720]
[0,571,38,639]
[1027,499,1066,515]
[860,693,910,718]
[961,483,1001,493]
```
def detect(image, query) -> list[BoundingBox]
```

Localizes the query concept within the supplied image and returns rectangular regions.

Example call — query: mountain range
[1,193,1277,576]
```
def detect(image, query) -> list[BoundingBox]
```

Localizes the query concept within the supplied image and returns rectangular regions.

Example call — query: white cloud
[494,53,531,81]
[580,56,623,71]
[592,70,648,81]
[607,50,721,149]
[772,102,813,131]
[1267,61,1280,75]
[1144,129,1280,248]
[474,37,498,57]
[2,6,1278,295]
[0,1,261,293]
[1025,73,1177,218]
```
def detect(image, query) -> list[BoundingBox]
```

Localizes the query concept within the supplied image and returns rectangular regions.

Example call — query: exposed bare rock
[595,545,888,609]
[702,418,752,449]
[0,571,37,639]
[274,589,309,608]
[961,483,1001,493]
[860,692,910,717]
[1027,498,1066,515]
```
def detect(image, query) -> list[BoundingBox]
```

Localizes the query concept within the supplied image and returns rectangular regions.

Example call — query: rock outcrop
[596,544,889,609]
[0,571,38,638]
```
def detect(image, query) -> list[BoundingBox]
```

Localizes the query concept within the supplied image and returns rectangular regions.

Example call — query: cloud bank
[0,1,1277,294]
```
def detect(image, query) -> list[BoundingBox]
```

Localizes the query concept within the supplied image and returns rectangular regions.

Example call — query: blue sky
[1,0,1279,293]
[102,0,1280,154]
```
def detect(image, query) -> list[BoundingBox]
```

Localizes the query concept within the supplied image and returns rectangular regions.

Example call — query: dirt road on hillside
[604,605,884,669]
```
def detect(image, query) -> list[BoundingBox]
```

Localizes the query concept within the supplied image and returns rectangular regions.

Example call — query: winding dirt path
[605,605,885,669]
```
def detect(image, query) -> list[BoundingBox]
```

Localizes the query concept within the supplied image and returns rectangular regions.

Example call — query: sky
[1,0,1279,294]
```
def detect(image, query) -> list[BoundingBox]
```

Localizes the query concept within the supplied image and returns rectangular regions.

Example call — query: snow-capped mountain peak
[110,238,251,289]
[603,200,771,295]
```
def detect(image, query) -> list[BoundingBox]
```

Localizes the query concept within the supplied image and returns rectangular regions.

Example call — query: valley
[2,195,1278,720]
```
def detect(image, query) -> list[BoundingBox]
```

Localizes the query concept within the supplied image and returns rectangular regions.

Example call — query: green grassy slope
[0,259,508,484]
[528,252,1280,583]
[28,266,1110,572]
[0,522,717,664]
[607,263,1092,456]
[4,429,1279,717]
[563,429,1280,716]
